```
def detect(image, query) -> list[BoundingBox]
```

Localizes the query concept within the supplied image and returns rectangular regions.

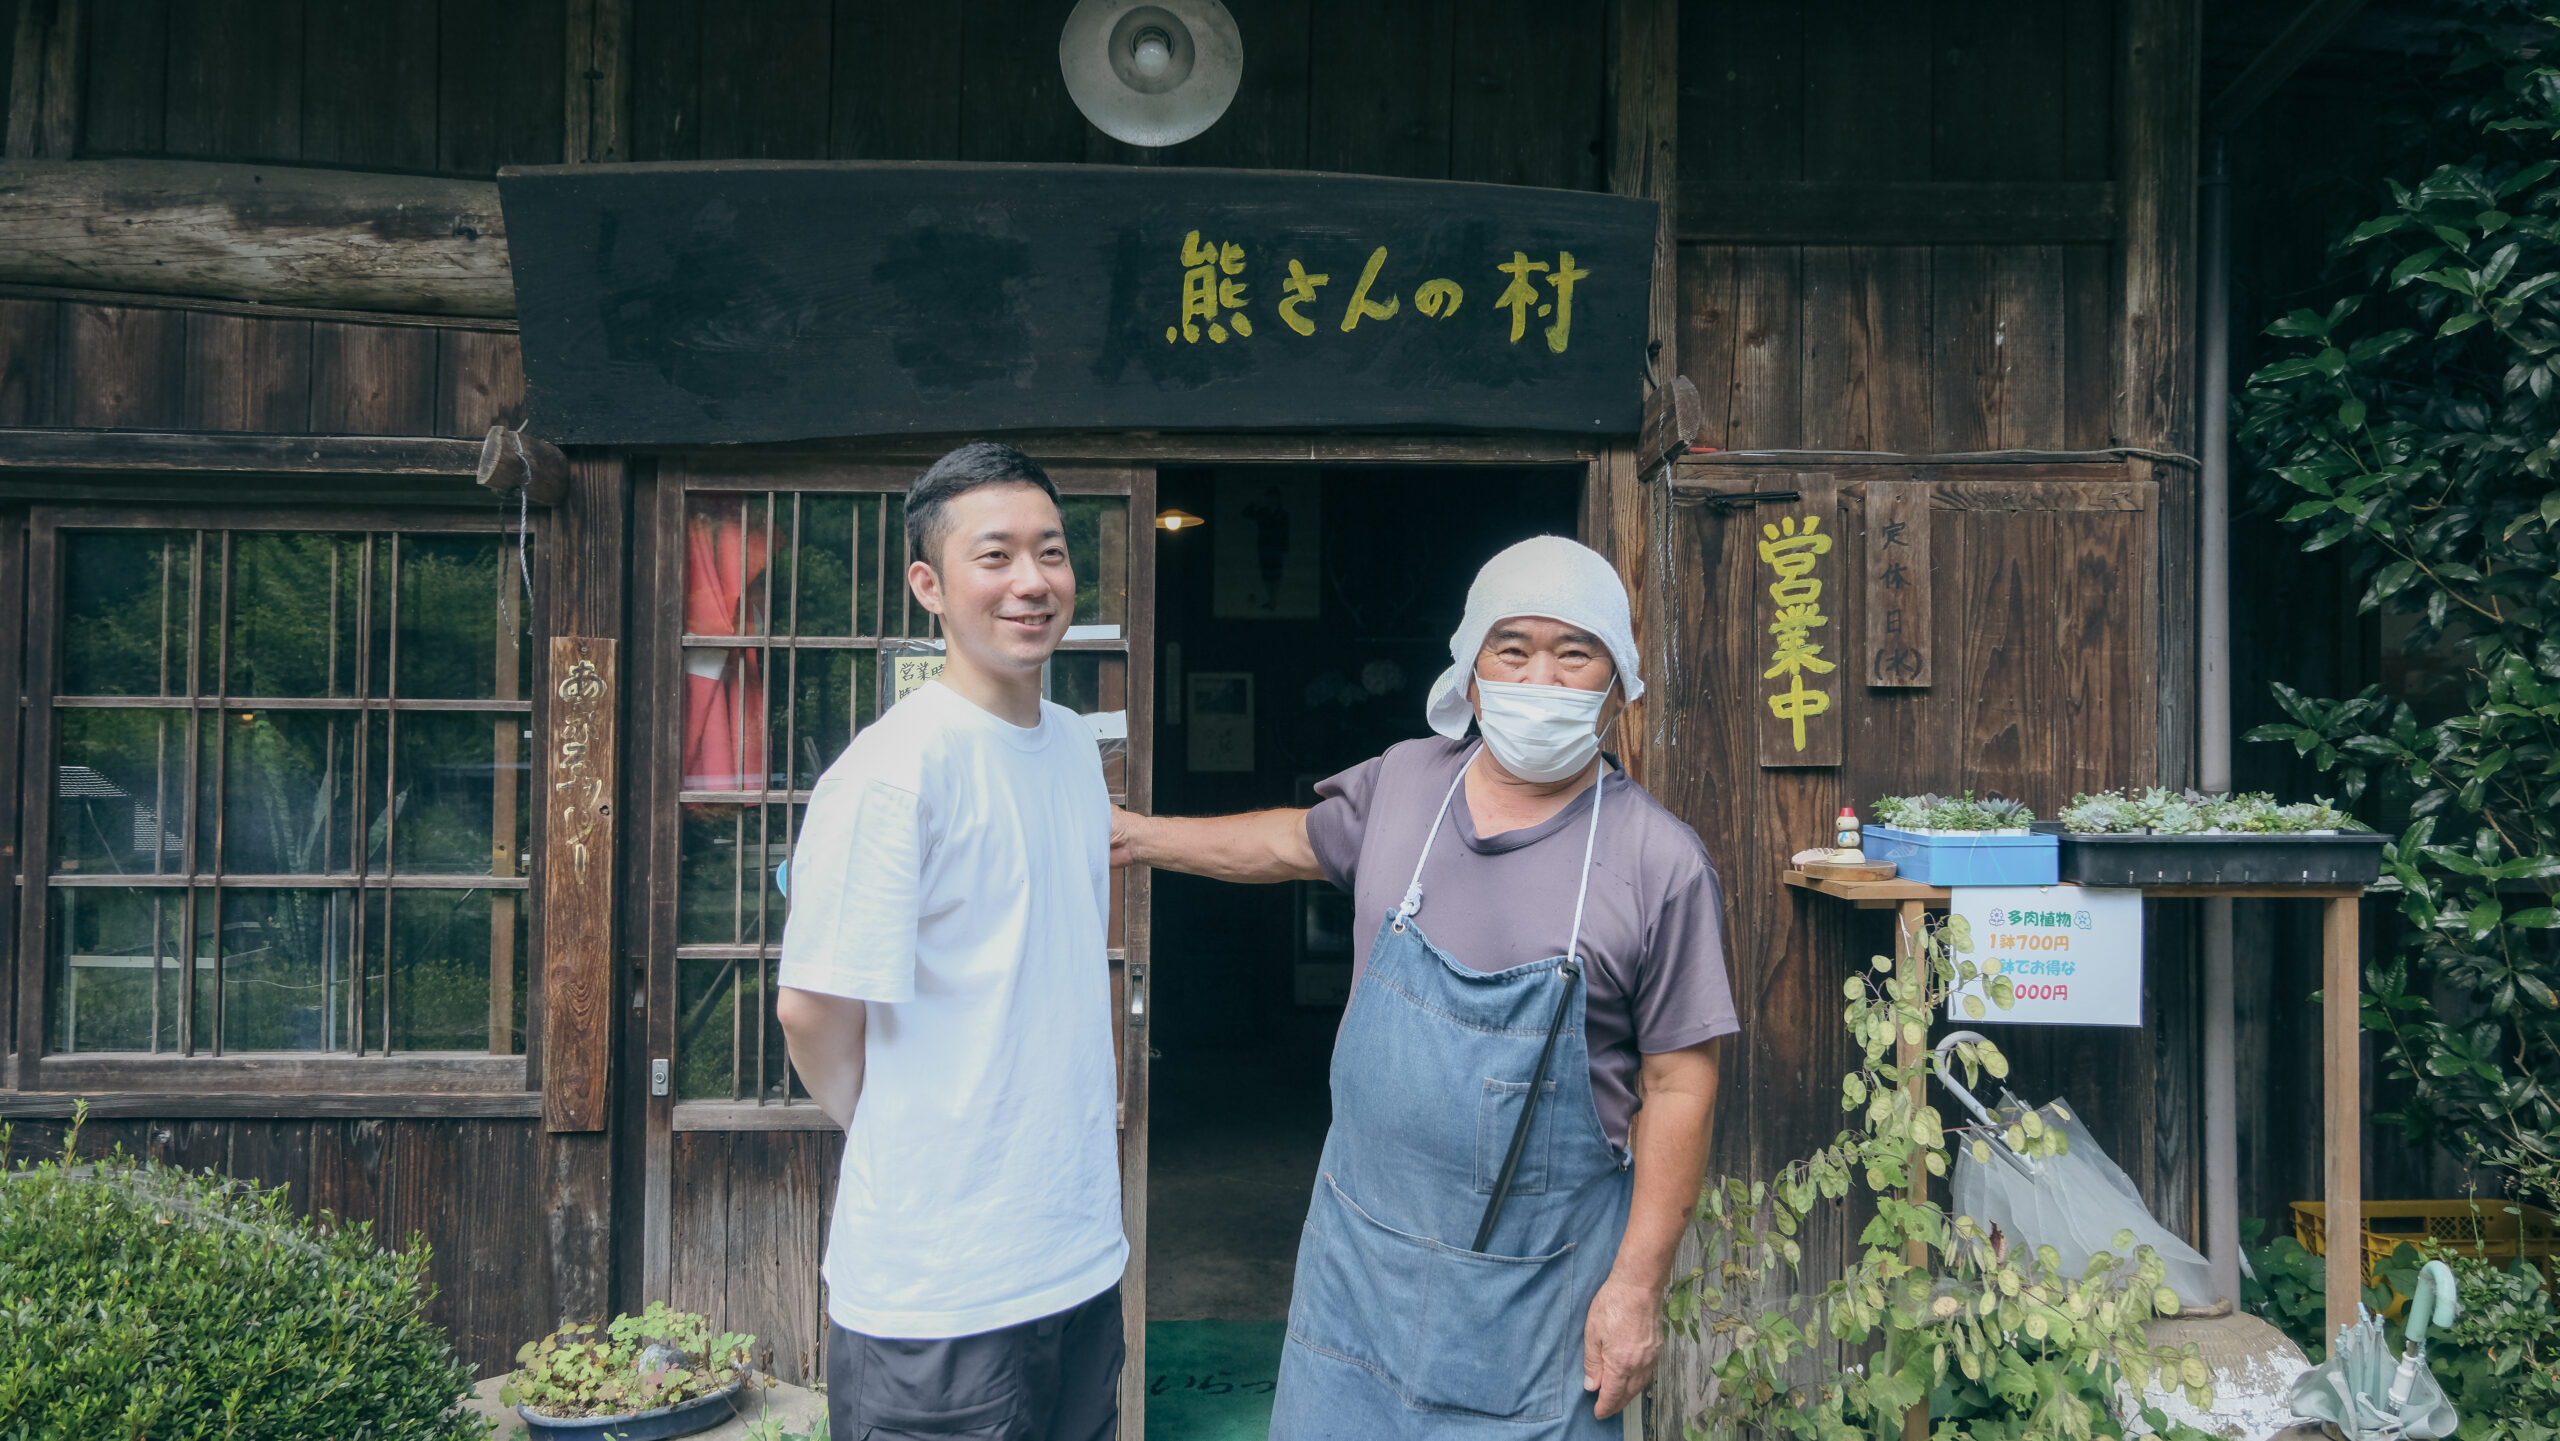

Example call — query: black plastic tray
[2049,829,2389,887]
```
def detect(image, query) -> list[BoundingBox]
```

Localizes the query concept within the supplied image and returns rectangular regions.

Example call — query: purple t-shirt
[1305,736,1739,1147]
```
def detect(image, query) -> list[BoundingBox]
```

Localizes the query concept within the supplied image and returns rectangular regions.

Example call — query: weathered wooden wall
[665,1129,840,1386]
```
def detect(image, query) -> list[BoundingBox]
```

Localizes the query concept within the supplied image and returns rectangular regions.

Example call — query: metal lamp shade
[1059,0,1242,147]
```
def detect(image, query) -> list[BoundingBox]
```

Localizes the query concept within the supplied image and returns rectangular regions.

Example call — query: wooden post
[2322,894,2362,1340]
[1898,898,1930,1441]
[542,635,617,1131]
[477,424,571,507]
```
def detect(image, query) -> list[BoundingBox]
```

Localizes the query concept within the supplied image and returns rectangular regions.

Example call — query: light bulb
[1131,27,1172,78]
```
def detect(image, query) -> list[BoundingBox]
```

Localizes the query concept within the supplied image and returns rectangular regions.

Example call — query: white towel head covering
[1425,535,1644,740]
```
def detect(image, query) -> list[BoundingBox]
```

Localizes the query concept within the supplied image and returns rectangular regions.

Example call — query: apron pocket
[1474,1076,1558,1197]
[1290,1173,1576,1423]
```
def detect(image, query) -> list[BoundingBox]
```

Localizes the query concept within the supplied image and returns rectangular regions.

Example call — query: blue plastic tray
[1866,825,2059,886]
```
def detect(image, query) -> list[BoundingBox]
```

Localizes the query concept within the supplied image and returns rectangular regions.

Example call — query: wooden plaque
[1756,474,1843,767]
[1863,480,1933,687]
[543,636,617,1132]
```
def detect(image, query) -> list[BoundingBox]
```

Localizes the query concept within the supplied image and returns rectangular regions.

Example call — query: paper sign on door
[1944,884,2144,1028]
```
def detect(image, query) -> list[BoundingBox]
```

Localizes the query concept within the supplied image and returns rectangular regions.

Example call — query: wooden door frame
[616,434,1613,1434]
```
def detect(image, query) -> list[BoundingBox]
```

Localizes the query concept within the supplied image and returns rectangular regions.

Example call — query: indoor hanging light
[1155,509,1205,532]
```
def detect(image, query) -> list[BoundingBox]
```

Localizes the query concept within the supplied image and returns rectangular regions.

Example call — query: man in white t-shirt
[777,442,1125,1441]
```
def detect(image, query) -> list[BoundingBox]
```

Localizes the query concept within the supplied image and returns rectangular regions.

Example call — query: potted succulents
[501,1302,758,1440]
[2051,787,2387,885]
[1865,792,2058,885]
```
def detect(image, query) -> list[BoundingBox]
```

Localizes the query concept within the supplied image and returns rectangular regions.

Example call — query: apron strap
[1475,765,1610,1252]
[1393,746,1479,932]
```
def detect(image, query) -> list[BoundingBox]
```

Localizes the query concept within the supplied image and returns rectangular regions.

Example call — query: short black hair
[905,443,1062,568]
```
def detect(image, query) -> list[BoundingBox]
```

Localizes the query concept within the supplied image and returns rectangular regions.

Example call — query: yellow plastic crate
[2293,1199,2559,1290]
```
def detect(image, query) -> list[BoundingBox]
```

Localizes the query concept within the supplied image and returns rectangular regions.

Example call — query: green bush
[2372,1242,2560,1441]
[0,1115,486,1440]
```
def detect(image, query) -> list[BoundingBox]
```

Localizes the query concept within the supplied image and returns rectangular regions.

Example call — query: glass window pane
[791,494,857,638]
[676,955,742,1100]
[782,649,863,790]
[217,710,354,875]
[677,802,797,947]
[386,888,513,1053]
[61,531,194,697]
[213,887,354,1053]
[54,709,194,876]
[49,886,187,1052]
[1047,652,1129,795]
[225,532,361,698]
[392,534,524,699]
[387,711,528,875]
[686,494,775,640]
[681,646,772,792]
[1057,497,1128,627]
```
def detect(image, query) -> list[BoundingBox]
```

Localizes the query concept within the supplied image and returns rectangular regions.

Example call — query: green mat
[1145,1321,1286,1440]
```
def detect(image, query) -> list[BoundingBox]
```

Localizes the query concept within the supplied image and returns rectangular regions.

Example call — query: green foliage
[498,1301,754,1419]
[2236,21,2560,1213]
[0,1111,487,1440]
[2365,1241,2560,1441]
[1669,917,2207,1441]
[740,1409,830,1441]
[2055,788,2361,835]
[2238,1217,2336,1362]
[1871,792,2038,832]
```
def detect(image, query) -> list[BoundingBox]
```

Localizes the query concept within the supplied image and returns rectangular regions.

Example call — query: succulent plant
[1869,791,2037,832]
[2057,787,2367,834]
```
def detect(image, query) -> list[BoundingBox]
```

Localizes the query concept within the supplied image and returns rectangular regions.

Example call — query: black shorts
[827,1285,1124,1441]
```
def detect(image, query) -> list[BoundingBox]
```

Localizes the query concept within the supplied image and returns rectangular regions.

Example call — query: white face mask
[1473,677,1614,783]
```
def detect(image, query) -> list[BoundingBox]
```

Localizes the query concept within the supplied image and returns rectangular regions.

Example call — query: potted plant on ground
[501,1302,759,1440]
[1866,792,2059,885]
[2051,787,2386,886]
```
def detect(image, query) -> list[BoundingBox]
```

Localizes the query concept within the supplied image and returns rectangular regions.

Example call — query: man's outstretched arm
[1111,806,1325,884]
[777,987,868,1128]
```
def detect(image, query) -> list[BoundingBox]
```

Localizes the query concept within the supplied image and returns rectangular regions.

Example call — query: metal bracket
[650,1057,670,1096]
[1691,488,1803,509]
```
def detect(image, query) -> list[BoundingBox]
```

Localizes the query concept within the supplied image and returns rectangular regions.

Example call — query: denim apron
[1270,750,1633,1439]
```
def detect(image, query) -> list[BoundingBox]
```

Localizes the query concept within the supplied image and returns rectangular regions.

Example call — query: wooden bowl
[1803,858,1898,882]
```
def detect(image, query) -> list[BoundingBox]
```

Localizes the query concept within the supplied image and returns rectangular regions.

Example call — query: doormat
[1145,1320,1286,1440]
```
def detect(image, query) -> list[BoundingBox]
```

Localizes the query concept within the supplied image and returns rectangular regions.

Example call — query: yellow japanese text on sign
[1164,234,1589,352]
[1758,515,1834,752]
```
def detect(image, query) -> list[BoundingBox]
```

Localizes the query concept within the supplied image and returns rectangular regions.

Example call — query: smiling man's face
[909,481,1073,678]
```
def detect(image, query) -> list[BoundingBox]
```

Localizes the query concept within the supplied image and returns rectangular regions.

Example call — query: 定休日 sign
[497,162,1658,445]
[1944,885,2144,1028]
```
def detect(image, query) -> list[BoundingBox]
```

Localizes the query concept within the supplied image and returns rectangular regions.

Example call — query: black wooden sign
[496,162,1657,445]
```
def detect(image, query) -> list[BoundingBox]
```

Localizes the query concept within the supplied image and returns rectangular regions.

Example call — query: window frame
[11,505,545,1099]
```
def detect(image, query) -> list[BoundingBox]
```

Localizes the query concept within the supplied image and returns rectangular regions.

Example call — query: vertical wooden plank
[300,0,436,170]
[2061,0,2115,181]
[1801,248,1930,451]
[1450,0,1605,190]
[828,0,957,159]
[2061,244,2117,452]
[79,0,165,156]
[1305,0,1452,179]
[1726,248,1803,449]
[666,1131,730,1317]
[64,302,183,428]
[565,0,633,163]
[0,296,61,425]
[696,0,830,160]
[0,507,23,1078]
[1602,0,1676,787]
[1993,246,2067,449]
[307,1118,390,1233]
[1954,508,2029,801]
[544,634,617,1132]
[1931,0,2064,182]
[1119,465,1157,1435]
[956,0,1087,163]
[1800,0,1927,182]
[1862,480,1930,688]
[542,1125,615,1327]
[164,0,301,160]
[718,1133,829,1382]
[1678,0,1799,185]
[182,312,312,433]
[1677,246,1740,449]
[6,0,81,158]
[1754,475,1841,767]
[308,323,436,435]
[627,0,697,161]
[225,1121,313,1214]
[435,330,527,437]
[2322,894,2362,1340]
[438,0,566,175]
[1929,246,1997,451]
[637,466,683,1304]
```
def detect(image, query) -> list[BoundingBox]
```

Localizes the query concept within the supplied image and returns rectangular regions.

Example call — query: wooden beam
[31,1054,528,1092]
[1638,373,1702,474]
[2207,0,2371,134]
[0,280,516,331]
[1603,0,1679,790]
[0,1090,543,1119]
[0,428,483,474]
[2323,894,2364,1341]
[0,159,512,316]
[477,424,571,505]
[542,635,618,1132]
[1680,182,2118,245]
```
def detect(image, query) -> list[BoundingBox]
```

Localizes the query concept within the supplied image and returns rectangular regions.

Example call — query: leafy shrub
[2238,1217,2335,1361]
[0,1114,486,1440]
[501,1302,754,1418]
[1871,792,2037,832]
[2236,20,2560,1211]
[2372,1242,2560,1441]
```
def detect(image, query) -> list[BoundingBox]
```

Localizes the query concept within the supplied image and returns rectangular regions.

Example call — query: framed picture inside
[1212,474,1321,618]
[1186,672,1255,772]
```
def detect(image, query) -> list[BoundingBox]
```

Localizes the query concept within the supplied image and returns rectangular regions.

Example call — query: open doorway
[1142,464,1584,1435]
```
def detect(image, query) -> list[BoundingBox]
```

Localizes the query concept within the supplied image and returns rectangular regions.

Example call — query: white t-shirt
[777,680,1126,1338]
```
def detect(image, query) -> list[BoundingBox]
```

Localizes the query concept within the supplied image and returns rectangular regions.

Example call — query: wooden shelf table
[1783,870,2369,1343]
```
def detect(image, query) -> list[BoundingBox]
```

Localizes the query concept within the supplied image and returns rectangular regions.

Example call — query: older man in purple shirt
[1112,536,1735,1438]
